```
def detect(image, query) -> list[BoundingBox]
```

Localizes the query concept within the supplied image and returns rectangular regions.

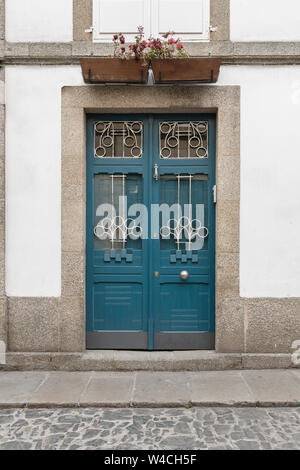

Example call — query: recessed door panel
[93,283,144,330]
[159,283,209,331]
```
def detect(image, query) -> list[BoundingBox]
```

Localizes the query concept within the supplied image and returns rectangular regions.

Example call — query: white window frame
[92,0,152,43]
[151,0,210,42]
[92,0,210,43]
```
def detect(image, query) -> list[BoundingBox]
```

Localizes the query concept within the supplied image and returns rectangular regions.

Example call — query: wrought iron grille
[94,121,143,158]
[94,174,143,254]
[160,174,209,253]
[160,121,208,159]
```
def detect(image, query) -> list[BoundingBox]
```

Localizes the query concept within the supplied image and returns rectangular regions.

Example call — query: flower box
[151,58,221,84]
[80,58,150,84]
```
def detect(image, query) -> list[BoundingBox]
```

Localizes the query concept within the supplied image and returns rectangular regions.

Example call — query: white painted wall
[231,0,300,42]
[5,66,84,297]
[218,65,300,297]
[5,65,300,298]
[6,0,73,42]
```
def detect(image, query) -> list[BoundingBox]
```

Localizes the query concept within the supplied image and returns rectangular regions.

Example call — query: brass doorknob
[180,270,189,281]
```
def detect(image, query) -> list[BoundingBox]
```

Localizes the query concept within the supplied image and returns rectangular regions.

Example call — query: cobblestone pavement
[0,408,300,450]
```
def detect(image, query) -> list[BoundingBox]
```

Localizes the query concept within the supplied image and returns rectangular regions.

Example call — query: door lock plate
[213,185,217,203]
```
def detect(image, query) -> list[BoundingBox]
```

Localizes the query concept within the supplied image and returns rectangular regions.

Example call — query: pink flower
[153,39,162,50]
[112,27,187,59]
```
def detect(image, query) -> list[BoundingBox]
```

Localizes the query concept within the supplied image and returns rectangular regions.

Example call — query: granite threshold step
[0,350,297,372]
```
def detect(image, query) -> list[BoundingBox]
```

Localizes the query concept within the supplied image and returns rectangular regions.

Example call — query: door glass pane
[94,174,143,250]
[95,121,143,158]
[160,174,209,252]
[160,121,208,159]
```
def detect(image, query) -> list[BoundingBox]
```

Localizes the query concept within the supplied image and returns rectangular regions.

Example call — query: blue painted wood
[86,115,150,344]
[86,113,216,349]
[152,115,216,343]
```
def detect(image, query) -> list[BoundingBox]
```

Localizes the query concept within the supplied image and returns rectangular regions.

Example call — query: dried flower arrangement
[113,26,188,60]
[80,26,221,84]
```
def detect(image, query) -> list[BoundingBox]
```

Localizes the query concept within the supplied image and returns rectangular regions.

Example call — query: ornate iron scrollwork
[160,216,209,251]
[95,121,143,158]
[160,121,208,159]
[94,215,143,245]
[94,174,142,263]
[160,174,209,260]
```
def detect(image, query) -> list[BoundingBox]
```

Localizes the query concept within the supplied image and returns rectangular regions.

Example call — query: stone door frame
[61,85,241,353]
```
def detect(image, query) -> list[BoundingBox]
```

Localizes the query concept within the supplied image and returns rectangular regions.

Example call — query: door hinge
[85,26,94,33]
[213,185,217,203]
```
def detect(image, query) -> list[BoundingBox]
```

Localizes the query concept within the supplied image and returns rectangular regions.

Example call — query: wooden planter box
[151,58,221,84]
[80,58,150,84]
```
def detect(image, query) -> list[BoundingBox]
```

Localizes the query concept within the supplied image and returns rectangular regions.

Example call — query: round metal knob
[180,270,189,281]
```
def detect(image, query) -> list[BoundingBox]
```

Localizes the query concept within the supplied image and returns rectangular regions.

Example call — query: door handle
[180,270,189,281]
[153,164,159,181]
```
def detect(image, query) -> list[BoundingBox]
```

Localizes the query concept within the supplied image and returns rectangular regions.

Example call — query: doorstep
[0,370,300,408]
[0,350,296,372]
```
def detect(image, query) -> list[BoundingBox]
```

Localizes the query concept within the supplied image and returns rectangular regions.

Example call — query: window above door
[92,0,210,43]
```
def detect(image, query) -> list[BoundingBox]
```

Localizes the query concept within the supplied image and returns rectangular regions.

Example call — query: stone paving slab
[80,372,134,407]
[1,370,300,408]
[241,370,300,405]
[0,372,47,405]
[189,371,254,406]
[28,372,90,407]
[132,372,190,407]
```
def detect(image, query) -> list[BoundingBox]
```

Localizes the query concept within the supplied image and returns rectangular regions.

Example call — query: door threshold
[2,351,293,371]
[83,349,233,370]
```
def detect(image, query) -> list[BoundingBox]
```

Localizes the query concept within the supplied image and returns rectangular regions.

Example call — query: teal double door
[86,114,216,350]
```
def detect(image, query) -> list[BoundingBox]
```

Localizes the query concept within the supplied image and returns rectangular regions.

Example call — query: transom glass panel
[160,121,208,159]
[95,121,143,158]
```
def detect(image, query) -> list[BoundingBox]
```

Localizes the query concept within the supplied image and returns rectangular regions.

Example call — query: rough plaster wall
[230,0,300,42]
[6,0,73,42]
[5,65,300,298]
[5,66,84,297]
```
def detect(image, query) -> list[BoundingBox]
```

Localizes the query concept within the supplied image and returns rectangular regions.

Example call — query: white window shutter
[151,0,210,41]
[93,0,151,42]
